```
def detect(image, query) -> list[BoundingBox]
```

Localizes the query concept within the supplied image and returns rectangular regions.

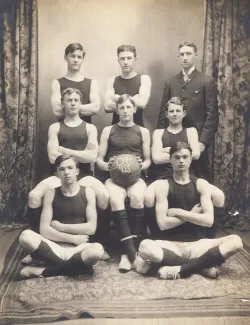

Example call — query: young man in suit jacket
[157,41,218,181]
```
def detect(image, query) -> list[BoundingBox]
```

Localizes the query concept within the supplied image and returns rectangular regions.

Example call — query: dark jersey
[51,121,91,178]
[157,128,188,179]
[107,124,143,160]
[57,77,92,123]
[112,74,143,126]
[162,176,206,241]
[52,186,87,225]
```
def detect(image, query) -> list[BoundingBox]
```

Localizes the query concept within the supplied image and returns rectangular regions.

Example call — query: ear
[76,168,79,176]
[165,110,169,119]
[133,106,138,113]
[183,110,187,117]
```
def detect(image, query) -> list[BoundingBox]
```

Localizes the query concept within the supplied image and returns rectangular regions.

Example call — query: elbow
[152,156,162,165]
[92,103,100,115]
[86,224,96,236]
[192,152,200,160]
[204,215,214,228]
[40,226,51,238]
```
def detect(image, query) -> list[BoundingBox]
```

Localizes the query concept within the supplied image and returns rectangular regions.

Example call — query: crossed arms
[155,178,214,231]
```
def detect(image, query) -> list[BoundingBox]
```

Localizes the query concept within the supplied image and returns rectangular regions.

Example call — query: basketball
[110,154,141,186]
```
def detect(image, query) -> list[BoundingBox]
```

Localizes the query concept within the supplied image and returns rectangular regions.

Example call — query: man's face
[62,92,81,116]
[117,99,136,122]
[118,51,136,74]
[170,148,192,172]
[57,158,79,184]
[165,103,186,125]
[178,45,197,70]
[64,49,84,71]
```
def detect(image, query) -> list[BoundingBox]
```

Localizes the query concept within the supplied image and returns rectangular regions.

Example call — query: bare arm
[39,189,82,244]
[52,187,97,236]
[187,127,200,160]
[50,79,64,119]
[47,123,61,164]
[104,77,119,113]
[140,127,151,171]
[59,124,98,163]
[152,129,171,164]
[155,180,185,231]
[170,179,214,227]
[79,79,100,116]
[96,126,112,171]
[133,75,151,109]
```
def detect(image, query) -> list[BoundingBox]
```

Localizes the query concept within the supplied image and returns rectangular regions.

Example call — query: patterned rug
[0,234,250,323]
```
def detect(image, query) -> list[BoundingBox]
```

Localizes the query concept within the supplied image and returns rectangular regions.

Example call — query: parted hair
[165,97,186,111]
[65,43,86,58]
[61,88,83,103]
[55,155,79,169]
[169,141,193,157]
[117,45,137,57]
[178,41,198,53]
[116,94,136,108]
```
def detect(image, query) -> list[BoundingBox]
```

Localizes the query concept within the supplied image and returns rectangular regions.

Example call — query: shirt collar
[182,66,195,78]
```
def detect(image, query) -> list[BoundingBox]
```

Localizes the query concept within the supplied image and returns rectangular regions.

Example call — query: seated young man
[19,155,104,279]
[139,142,243,279]
[144,97,200,236]
[96,94,151,273]
[27,88,109,253]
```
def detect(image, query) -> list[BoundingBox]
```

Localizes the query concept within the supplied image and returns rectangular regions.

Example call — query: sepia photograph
[0,0,249,324]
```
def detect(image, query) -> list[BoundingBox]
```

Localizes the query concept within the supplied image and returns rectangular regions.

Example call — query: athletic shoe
[158,266,181,280]
[21,254,46,266]
[132,253,151,275]
[20,266,45,279]
[101,250,110,261]
[119,254,132,273]
[200,266,219,279]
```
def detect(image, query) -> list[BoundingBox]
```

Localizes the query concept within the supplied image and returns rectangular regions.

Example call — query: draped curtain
[203,0,250,215]
[0,0,38,223]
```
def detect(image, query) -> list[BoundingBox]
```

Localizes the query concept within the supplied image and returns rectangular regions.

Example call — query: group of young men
[19,42,243,281]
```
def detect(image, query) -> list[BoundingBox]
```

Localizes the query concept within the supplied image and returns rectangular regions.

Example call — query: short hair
[55,155,79,169]
[117,45,137,57]
[178,41,197,53]
[165,97,186,111]
[61,88,83,103]
[169,141,192,157]
[116,94,136,108]
[65,43,86,58]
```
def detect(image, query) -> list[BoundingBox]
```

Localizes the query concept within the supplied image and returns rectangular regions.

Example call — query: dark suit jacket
[157,69,218,146]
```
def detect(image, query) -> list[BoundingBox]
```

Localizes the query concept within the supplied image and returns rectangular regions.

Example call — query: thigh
[63,243,93,260]
[40,237,67,260]
[187,237,229,258]
[31,176,61,196]
[144,181,157,208]
[154,240,183,256]
[127,178,147,199]
[105,178,126,210]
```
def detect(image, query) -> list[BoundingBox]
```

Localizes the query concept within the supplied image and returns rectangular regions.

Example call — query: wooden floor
[21,316,250,325]
[1,228,250,325]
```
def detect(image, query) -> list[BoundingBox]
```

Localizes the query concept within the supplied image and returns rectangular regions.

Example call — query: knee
[144,191,154,208]
[82,243,104,264]
[229,234,243,251]
[139,239,157,260]
[97,189,110,210]
[19,229,36,247]
[28,191,41,208]
[130,192,144,208]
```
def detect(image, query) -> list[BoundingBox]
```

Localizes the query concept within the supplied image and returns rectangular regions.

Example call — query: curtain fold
[202,0,250,214]
[0,0,38,223]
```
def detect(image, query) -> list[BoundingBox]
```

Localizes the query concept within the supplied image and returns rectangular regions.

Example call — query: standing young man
[104,45,151,126]
[20,155,104,279]
[157,42,219,181]
[97,94,151,273]
[51,43,100,123]
[139,142,243,279]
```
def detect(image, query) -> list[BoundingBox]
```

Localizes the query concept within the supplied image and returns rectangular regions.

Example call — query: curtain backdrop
[203,0,250,215]
[0,0,38,223]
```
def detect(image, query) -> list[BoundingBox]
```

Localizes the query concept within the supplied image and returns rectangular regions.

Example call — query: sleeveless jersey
[57,77,92,123]
[157,128,188,179]
[52,186,87,224]
[107,124,143,160]
[162,176,206,241]
[112,74,143,126]
[57,120,91,178]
